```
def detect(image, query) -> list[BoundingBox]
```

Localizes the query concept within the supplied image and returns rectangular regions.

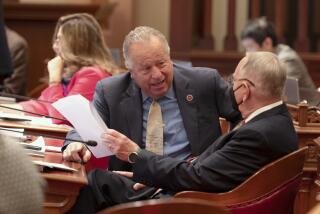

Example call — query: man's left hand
[101,129,140,162]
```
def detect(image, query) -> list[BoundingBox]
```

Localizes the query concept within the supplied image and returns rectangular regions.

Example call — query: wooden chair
[98,198,229,214]
[175,147,307,214]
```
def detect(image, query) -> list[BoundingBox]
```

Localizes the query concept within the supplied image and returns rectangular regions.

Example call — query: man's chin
[150,91,167,99]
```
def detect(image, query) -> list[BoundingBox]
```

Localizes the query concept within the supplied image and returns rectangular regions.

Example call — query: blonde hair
[53,13,118,74]
[241,52,286,98]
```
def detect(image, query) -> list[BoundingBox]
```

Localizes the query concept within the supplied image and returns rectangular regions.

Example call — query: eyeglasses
[228,75,255,87]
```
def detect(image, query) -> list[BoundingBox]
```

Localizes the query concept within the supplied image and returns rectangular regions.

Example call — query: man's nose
[151,66,162,78]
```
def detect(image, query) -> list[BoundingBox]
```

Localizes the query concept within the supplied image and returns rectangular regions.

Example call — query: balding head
[240,52,287,99]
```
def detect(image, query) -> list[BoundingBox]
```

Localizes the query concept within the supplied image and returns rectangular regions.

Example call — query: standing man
[67,51,298,214]
[63,26,241,171]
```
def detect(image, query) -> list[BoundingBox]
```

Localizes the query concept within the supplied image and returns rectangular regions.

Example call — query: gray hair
[123,26,170,69]
[241,52,287,98]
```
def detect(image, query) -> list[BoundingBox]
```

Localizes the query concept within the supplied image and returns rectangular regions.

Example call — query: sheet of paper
[0,112,57,126]
[29,136,46,153]
[52,95,111,158]
[24,137,61,154]
[45,145,62,153]
[0,127,25,139]
[0,96,16,104]
[33,160,78,172]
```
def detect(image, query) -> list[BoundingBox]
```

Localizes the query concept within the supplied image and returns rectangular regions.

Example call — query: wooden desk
[0,120,71,138]
[32,151,87,214]
[294,125,320,214]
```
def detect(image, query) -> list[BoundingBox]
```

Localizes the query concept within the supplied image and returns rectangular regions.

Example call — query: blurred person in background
[241,17,316,91]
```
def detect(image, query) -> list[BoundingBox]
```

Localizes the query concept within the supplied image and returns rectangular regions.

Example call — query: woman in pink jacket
[19,13,119,124]
[7,13,118,171]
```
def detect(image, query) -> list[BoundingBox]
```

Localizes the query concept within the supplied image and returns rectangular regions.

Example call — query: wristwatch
[128,148,141,164]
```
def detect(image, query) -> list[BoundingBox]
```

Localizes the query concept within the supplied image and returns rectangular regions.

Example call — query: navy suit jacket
[0,1,12,77]
[132,103,298,193]
[65,64,241,171]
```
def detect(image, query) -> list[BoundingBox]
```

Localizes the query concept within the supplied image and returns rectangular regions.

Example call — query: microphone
[0,127,98,147]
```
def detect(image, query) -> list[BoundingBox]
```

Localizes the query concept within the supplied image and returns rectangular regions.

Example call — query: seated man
[241,17,316,90]
[67,51,298,213]
[63,26,241,172]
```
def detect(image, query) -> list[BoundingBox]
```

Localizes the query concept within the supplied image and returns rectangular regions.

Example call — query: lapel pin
[186,94,193,102]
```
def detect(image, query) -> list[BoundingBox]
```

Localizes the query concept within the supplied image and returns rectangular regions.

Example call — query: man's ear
[242,83,251,102]
[261,37,274,51]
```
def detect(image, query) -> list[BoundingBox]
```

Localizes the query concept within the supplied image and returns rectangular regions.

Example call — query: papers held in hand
[52,95,112,158]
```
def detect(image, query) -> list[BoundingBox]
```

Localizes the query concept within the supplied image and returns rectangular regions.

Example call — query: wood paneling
[172,50,320,87]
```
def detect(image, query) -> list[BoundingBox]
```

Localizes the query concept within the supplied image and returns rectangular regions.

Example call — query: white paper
[45,145,62,153]
[29,136,46,153]
[25,136,61,153]
[0,96,16,104]
[52,95,111,158]
[0,128,25,139]
[0,112,58,126]
[33,160,78,172]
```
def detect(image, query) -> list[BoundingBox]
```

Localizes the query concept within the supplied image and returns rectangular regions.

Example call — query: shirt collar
[245,100,283,123]
[142,86,175,103]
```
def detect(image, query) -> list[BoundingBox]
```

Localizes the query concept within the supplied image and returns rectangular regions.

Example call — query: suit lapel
[173,70,199,152]
[120,81,143,146]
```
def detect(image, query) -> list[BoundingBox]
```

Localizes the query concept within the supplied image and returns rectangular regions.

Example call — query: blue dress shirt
[142,87,191,160]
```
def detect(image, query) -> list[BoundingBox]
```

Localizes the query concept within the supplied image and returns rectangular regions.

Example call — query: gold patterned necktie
[146,100,164,155]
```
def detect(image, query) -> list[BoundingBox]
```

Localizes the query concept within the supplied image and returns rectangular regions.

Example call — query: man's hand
[62,142,91,163]
[113,171,146,191]
[101,129,140,162]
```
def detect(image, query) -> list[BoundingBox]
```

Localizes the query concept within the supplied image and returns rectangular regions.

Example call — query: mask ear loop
[230,84,243,109]
[240,82,252,104]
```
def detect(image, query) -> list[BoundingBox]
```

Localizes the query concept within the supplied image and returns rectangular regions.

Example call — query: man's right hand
[62,142,91,163]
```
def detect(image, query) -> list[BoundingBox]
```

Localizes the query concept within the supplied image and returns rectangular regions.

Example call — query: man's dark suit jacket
[65,64,241,171]
[3,27,28,95]
[132,103,298,192]
[67,103,298,214]
[0,1,12,77]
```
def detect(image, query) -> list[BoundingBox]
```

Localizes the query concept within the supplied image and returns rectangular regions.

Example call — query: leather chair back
[175,147,307,214]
